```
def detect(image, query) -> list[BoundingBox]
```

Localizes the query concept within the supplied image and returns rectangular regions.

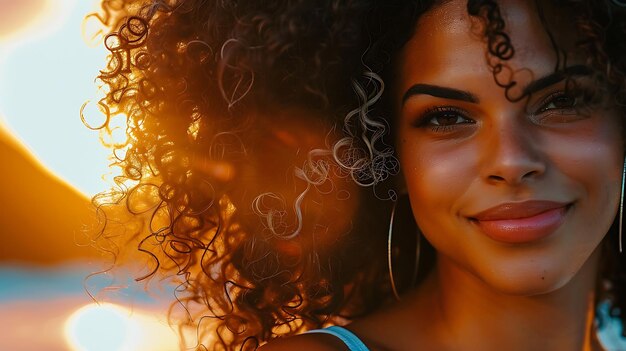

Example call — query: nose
[480,118,546,186]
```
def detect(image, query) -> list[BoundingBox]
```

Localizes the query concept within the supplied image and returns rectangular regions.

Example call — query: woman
[91,0,626,350]
[266,1,626,350]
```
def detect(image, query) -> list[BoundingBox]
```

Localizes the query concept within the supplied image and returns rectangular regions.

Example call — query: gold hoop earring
[618,158,626,253]
[388,194,421,301]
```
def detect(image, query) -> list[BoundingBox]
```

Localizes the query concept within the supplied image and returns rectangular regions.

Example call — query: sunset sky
[0,2,180,350]
[0,0,112,197]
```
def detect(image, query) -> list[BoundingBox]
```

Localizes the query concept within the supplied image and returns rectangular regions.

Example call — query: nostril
[521,170,539,179]
[488,175,506,182]
[487,172,538,184]
[486,167,543,185]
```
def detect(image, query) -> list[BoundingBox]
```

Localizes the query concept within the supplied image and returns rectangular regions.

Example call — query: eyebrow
[521,64,592,96]
[401,64,593,107]
[402,84,479,105]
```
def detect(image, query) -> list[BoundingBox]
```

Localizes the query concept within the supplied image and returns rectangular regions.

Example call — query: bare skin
[262,1,621,350]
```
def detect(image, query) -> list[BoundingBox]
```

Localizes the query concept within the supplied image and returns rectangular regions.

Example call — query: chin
[484,272,573,297]
[474,255,586,297]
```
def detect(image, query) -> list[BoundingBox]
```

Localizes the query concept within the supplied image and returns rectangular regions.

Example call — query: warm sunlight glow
[64,303,179,351]
[0,0,61,44]
[0,0,117,196]
[64,303,130,351]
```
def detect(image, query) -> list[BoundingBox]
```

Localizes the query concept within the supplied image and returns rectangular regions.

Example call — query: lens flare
[64,303,130,351]
[64,303,178,351]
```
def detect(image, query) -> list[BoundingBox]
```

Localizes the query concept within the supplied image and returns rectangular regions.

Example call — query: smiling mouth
[468,202,572,244]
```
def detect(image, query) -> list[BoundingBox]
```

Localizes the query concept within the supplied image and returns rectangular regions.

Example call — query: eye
[414,106,474,131]
[537,91,577,113]
[530,89,592,125]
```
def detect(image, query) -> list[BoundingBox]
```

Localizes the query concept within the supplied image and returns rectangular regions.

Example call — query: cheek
[399,137,478,222]
[545,117,624,237]
[398,137,480,273]
[546,117,623,199]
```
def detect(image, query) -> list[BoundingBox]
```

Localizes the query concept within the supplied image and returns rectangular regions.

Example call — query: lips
[468,200,571,244]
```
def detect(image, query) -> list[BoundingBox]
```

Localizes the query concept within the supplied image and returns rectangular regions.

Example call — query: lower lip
[472,206,569,244]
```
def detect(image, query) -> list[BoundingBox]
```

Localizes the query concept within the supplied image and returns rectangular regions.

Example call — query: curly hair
[88,1,393,350]
[88,0,626,349]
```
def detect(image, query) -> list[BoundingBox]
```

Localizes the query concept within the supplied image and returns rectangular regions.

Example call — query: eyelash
[413,90,580,133]
[535,90,577,114]
[413,106,474,132]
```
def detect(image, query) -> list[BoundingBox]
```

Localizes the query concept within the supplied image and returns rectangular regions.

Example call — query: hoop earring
[618,158,626,253]
[388,195,421,301]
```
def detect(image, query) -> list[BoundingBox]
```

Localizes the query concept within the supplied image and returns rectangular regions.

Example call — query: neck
[416,247,603,351]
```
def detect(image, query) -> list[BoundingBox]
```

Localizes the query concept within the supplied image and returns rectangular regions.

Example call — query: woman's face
[396,0,623,295]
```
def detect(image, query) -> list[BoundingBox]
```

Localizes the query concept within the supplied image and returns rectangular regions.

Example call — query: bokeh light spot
[64,303,130,351]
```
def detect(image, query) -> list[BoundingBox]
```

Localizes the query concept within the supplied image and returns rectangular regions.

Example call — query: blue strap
[306,326,371,351]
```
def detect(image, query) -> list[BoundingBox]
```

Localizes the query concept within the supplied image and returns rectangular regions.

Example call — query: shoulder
[259,332,348,351]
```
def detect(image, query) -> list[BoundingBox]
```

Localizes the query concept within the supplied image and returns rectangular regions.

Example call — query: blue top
[306,326,371,351]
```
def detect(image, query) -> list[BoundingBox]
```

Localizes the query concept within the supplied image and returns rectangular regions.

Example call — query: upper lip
[469,200,570,221]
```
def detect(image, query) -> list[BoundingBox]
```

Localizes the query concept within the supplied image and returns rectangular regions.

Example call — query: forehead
[396,0,577,96]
